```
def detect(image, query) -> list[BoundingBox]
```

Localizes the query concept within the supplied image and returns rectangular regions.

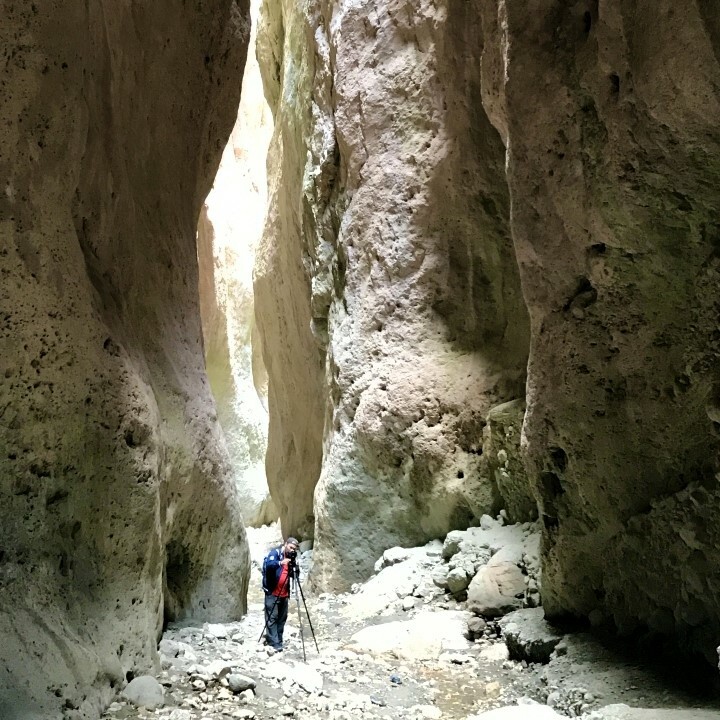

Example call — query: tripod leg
[296,578,320,653]
[294,580,307,662]
[258,592,281,644]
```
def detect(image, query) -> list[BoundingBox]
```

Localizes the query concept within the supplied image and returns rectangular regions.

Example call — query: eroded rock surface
[480,0,720,661]
[1,1,251,716]
[255,0,530,591]
[253,0,326,540]
[255,0,720,666]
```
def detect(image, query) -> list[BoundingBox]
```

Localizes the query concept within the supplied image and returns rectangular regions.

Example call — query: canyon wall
[0,2,251,717]
[254,0,328,540]
[256,0,720,661]
[483,0,720,661]
[197,0,277,528]
[255,0,530,589]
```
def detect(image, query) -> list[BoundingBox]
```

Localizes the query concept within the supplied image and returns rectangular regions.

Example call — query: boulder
[122,676,165,710]
[228,674,257,694]
[345,610,471,661]
[499,608,564,664]
[467,562,526,617]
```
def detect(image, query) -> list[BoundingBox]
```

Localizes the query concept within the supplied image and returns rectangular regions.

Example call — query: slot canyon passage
[3,0,720,719]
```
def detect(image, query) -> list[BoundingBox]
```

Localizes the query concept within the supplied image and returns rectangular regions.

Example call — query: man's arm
[264,548,281,570]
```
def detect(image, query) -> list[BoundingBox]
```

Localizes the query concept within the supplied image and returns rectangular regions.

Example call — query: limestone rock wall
[254,0,530,590]
[482,1,720,660]
[480,400,536,524]
[197,1,277,528]
[257,0,720,663]
[1,2,251,717]
[254,0,327,540]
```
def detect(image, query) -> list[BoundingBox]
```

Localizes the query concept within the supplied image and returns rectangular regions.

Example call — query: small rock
[467,616,487,639]
[168,710,192,720]
[205,623,229,639]
[228,674,257,693]
[442,531,465,560]
[390,674,403,685]
[233,710,256,720]
[402,596,418,611]
[499,608,564,664]
[121,676,165,710]
[370,695,387,706]
[484,681,502,698]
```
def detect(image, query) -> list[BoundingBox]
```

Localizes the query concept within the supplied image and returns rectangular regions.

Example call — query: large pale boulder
[1,1,251,716]
[345,610,472,661]
[479,1,720,660]
[466,562,526,618]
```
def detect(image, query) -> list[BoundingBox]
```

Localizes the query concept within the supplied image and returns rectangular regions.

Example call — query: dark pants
[264,593,289,649]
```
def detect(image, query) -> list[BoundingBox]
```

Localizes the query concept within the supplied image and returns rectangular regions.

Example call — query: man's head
[284,537,299,555]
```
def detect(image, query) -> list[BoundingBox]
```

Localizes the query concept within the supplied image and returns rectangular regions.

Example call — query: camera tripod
[258,557,319,662]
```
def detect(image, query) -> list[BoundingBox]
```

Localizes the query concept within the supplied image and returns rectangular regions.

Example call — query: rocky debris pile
[101,525,720,720]
[343,515,540,626]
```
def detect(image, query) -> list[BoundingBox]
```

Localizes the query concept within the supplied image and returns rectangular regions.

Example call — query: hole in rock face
[610,73,620,94]
[583,10,592,34]
[549,446,568,473]
[541,470,564,499]
[564,276,598,312]
[164,540,190,626]
[456,470,464,479]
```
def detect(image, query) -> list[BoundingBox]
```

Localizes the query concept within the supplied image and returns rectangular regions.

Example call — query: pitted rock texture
[255,0,530,590]
[1,1,251,716]
[480,0,720,660]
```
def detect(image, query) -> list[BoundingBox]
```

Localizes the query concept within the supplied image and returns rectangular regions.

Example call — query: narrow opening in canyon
[196,0,277,530]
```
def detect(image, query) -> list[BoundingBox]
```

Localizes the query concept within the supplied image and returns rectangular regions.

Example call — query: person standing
[261,537,299,651]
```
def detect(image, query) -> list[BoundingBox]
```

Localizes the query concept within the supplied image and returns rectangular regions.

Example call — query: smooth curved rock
[1,1,251,715]
[197,16,276,526]
[253,0,325,540]
[466,562,526,618]
[122,676,165,710]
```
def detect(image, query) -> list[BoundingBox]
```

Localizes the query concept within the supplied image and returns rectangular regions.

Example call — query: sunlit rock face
[0,2,251,717]
[198,0,276,528]
[255,0,530,589]
[253,0,327,540]
[481,1,720,660]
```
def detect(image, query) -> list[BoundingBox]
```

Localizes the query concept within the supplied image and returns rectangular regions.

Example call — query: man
[262,536,299,651]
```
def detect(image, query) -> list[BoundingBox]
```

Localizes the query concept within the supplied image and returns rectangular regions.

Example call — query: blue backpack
[262,547,281,594]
